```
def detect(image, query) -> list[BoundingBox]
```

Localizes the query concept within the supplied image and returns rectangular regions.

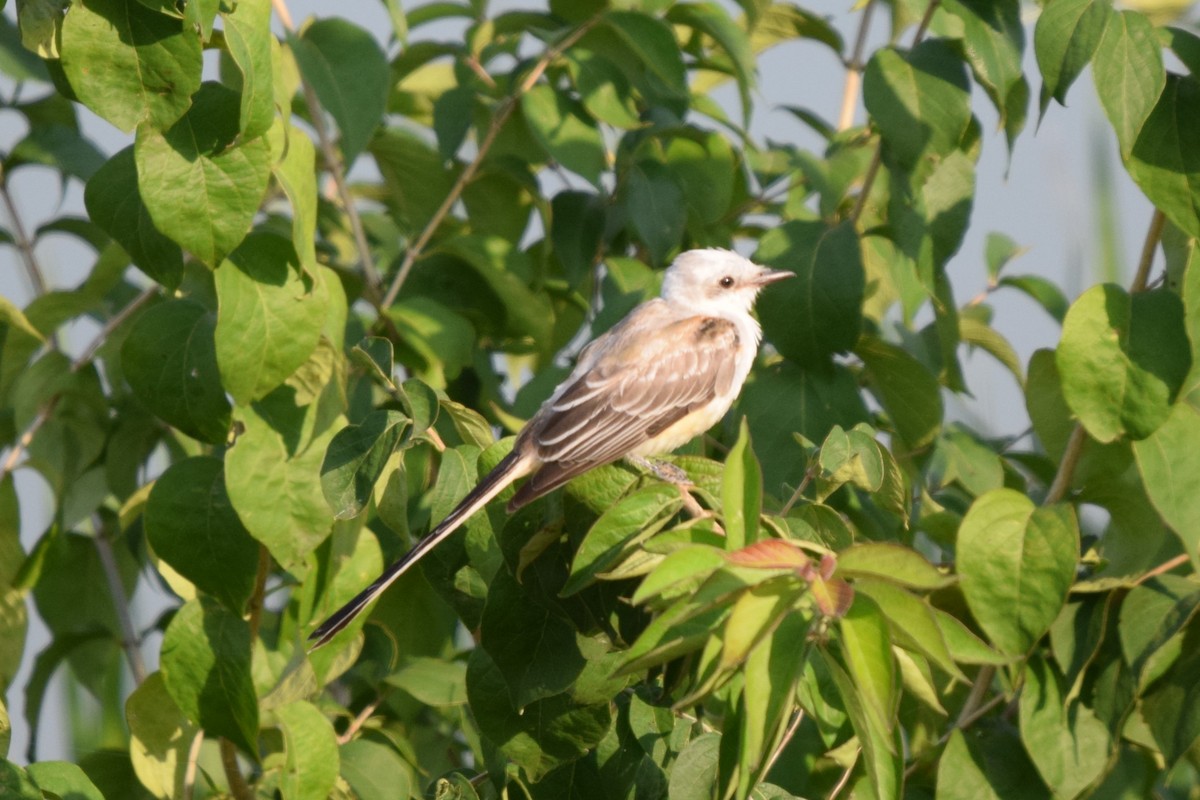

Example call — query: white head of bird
[659,249,793,317]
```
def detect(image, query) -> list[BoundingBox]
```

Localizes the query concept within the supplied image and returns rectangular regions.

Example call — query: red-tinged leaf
[726,538,809,570]
[811,576,855,618]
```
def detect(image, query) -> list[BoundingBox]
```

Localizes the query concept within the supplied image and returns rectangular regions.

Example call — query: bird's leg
[626,454,692,486]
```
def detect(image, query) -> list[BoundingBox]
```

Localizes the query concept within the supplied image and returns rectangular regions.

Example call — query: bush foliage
[2,0,1200,798]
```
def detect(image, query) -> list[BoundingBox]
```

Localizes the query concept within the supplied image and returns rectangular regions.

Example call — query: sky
[0,0,1158,763]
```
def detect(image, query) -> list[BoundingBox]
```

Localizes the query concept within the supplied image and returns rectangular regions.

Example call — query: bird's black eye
[719,276,735,288]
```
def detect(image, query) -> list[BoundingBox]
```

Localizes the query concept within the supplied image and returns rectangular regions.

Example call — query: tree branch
[93,513,147,685]
[837,0,876,132]
[379,17,599,308]
[0,163,49,301]
[271,0,383,300]
[220,738,254,800]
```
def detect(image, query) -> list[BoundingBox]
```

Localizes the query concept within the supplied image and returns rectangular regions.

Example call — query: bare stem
[761,709,805,779]
[1134,553,1190,585]
[827,748,861,799]
[337,690,390,745]
[93,514,147,685]
[1044,425,1086,505]
[1131,208,1165,293]
[0,163,49,300]
[248,545,271,638]
[220,738,255,800]
[182,729,204,800]
[271,0,383,299]
[379,18,599,308]
[837,0,876,131]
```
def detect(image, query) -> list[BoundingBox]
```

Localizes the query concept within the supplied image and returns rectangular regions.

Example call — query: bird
[309,248,792,648]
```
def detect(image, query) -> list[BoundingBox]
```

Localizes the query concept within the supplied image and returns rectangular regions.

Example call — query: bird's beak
[753,268,793,286]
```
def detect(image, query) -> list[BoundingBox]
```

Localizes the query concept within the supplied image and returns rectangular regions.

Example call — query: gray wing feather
[508,312,740,509]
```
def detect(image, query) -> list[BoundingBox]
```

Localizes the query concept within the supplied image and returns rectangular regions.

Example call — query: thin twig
[380,18,599,308]
[220,738,254,800]
[761,709,805,778]
[827,748,860,800]
[0,163,49,300]
[837,0,876,131]
[1044,425,1086,505]
[272,0,383,299]
[1131,208,1165,293]
[182,729,204,800]
[337,690,390,745]
[0,286,157,483]
[780,463,819,516]
[1133,553,1190,586]
[93,514,147,685]
[248,546,271,639]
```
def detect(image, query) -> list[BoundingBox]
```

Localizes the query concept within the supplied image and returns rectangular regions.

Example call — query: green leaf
[1057,284,1191,442]
[664,131,736,226]
[25,761,104,800]
[435,236,554,346]
[1,476,28,695]
[836,542,954,591]
[6,123,105,181]
[121,299,232,444]
[480,568,587,708]
[667,1,755,120]
[755,220,864,367]
[997,275,1069,322]
[160,597,259,755]
[821,647,902,800]
[632,545,728,606]
[667,732,721,800]
[739,361,870,492]
[1034,0,1110,113]
[385,656,468,707]
[220,0,274,140]
[145,456,261,612]
[276,701,338,800]
[1117,575,1200,688]
[837,594,897,737]
[269,122,319,270]
[957,489,1078,655]
[550,191,607,286]
[1018,655,1113,798]
[226,402,335,569]
[568,50,642,130]
[855,579,965,681]
[626,159,686,266]
[564,483,682,597]
[291,18,388,166]
[320,410,409,519]
[1140,619,1200,768]
[1133,403,1200,567]
[126,671,197,800]
[371,127,458,234]
[721,419,762,551]
[135,82,272,267]
[215,233,330,405]
[389,298,477,388]
[937,727,1051,800]
[856,336,943,451]
[1093,10,1165,158]
[1127,75,1200,238]
[338,739,413,800]
[985,232,1024,280]
[521,84,607,186]
[466,648,611,782]
[940,0,1026,150]
[863,41,972,170]
[601,11,687,97]
[59,0,201,132]
[84,147,184,289]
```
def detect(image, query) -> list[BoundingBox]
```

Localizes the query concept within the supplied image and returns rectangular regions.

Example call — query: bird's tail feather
[308,449,530,649]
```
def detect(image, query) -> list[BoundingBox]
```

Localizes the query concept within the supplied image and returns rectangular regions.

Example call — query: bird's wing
[509,312,741,508]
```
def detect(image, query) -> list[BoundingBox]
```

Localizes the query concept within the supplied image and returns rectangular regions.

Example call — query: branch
[337,690,390,745]
[0,286,157,483]
[93,514,147,685]
[220,738,255,800]
[837,0,876,132]
[379,17,600,308]
[1131,208,1165,293]
[0,163,49,301]
[271,0,383,300]
[182,729,204,800]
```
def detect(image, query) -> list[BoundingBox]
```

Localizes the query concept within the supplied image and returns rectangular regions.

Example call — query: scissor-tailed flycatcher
[309,249,791,647]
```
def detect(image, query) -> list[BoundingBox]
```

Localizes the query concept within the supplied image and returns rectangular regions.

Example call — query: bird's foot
[627,455,692,486]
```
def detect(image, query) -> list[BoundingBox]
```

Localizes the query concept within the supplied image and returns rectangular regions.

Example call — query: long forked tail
[308,449,533,649]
